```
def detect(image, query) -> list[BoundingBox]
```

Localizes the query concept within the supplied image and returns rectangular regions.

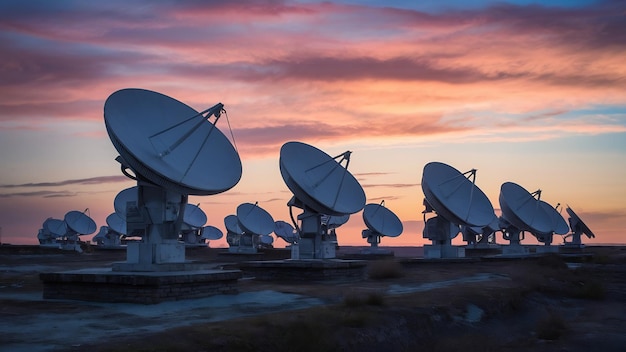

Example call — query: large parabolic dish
[113,186,137,219]
[183,203,208,229]
[224,214,243,234]
[279,141,366,216]
[274,220,298,244]
[104,88,242,195]
[566,206,596,239]
[499,182,552,235]
[43,218,67,237]
[236,202,274,236]
[363,203,403,238]
[538,200,569,235]
[421,162,495,228]
[201,226,224,240]
[106,213,127,235]
[64,210,97,235]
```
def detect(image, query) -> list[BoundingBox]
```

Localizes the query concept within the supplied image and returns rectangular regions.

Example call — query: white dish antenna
[43,218,67,237]
[64,210,97,235]
[183,203,207,229]
[363,201,403,238]
[421,162,495,228]
[323,214,350,229]
[566,206,596,239]
[106,212,127,235]
[499,182,552,235]
[224,214,243,234]
[260,234,274,245]
[104,88,242,195]
[279,141,365,216]
[236,202,274,236]
[538,201,569,235]
[274,220,298,244]
[113,186,138,220]
[200,225,224,240]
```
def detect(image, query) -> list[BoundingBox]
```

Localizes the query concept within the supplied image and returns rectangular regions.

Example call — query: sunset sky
[1,0,624,248]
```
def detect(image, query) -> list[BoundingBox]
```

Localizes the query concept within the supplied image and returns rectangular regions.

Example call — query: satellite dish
[324,214,350,229]
[538,201,569,235]
[274,220,298,244]
[499,182,552,235]
[183,203,207,229]
[236,202,274,236]
[566,206,595,239]
[43,218,67,237]
[224,214,242,234]
[106,213,127,235]
[113,186,138,220]
[422,162,495,227]
[260,234,274,245]
[200,225,223,240]
[363,202,403,238]
[424,216,460,239]
[279,141,365,216]
[64,210,97,235]
[104,88,242,195]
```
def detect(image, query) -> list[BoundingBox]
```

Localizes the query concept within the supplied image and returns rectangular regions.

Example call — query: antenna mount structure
[563,206,595,248]
[498,182,567,255]
[279,141,365,259]
[421,162,497,258]
[104,88,241,271]
[360,200,403,255]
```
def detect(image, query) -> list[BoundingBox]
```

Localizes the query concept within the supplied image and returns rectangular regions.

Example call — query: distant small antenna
[362,200,403,249]
[564,206,595,247]
[274,220,298,244]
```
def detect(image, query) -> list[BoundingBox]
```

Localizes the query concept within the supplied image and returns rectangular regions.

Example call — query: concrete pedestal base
[40,268,242,304]
[502,245,530,256]
[464,244,502,257]
[423,244,465,259]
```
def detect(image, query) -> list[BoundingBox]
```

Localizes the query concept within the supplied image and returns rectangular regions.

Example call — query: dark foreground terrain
[1,245,626,351]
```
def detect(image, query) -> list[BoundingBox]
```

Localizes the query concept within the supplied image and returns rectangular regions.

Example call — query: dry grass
[4,246,624,352]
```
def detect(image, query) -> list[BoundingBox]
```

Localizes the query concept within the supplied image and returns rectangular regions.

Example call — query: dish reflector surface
[260,234,274,245]
[566,206,596,238]
[104,88,242,195]
[279,141,365,216]
[64,211,97,235]
[538,200,569,235]
[499,182,552,234]
[43,218,67,237]
[114,186,137,220]
[363,203,403,238]
[236,203,274,236]
[106,213,127,235]
[324,214,350,229]
[274,220,298,243]
[224,214,242,234]
[183,203,207,229]
[201,225,223,240]
[421,162,495,227]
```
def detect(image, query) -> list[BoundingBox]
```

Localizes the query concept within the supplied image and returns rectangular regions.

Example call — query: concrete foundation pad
[465,245,502,257]
[111,261,218,272]
[238,259,367,282]
[40,267,242,304]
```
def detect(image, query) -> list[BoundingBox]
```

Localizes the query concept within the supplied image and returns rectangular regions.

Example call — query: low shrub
[367,260,404,279]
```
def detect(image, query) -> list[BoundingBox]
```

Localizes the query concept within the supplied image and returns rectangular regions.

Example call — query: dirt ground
[1,245,626,351]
